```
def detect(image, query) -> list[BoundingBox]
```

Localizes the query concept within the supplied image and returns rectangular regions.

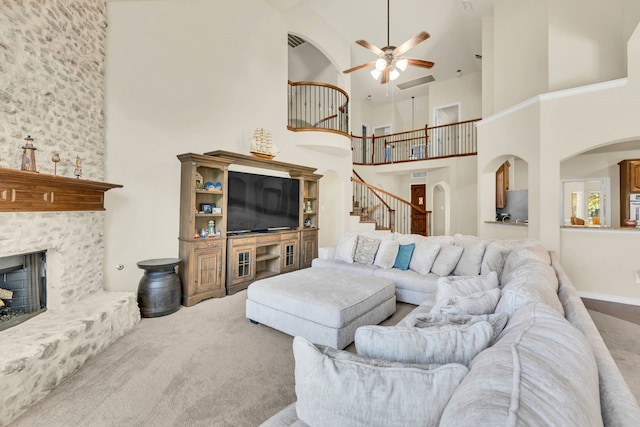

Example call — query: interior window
[561,178,610,226]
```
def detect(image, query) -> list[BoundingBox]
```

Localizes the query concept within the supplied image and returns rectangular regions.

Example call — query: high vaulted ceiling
[283,0,495,106]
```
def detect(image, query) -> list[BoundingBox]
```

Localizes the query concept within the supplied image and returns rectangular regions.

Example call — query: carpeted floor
[8,291,640,426]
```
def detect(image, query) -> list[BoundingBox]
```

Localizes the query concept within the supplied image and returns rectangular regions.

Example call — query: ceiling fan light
[375,58,387,71]
[396,58,408,71]
[389,68,400,80]
[370,68,382,80]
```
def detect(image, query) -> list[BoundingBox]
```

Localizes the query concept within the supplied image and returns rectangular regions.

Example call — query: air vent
[397,75,436,90]
[288,34,306,48]
[411,172,426,179]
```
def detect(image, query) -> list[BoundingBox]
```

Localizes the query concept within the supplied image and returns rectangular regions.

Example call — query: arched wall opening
[429,181,450,236]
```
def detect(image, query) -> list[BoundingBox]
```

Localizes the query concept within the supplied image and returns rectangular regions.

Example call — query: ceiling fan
[343,0,435,84]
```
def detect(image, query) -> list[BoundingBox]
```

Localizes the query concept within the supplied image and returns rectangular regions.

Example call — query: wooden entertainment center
[177,150,321,306]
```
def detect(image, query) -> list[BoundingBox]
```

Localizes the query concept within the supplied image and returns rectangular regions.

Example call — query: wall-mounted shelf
[0,168,122,212]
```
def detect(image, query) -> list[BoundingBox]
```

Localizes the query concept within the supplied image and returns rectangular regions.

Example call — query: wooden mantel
[0,168,122,212]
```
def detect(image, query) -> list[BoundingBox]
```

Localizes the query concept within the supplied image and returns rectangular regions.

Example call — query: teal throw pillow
[393,243,415,270]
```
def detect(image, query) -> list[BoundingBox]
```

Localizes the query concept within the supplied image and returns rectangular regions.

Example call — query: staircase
[351,170,431,235]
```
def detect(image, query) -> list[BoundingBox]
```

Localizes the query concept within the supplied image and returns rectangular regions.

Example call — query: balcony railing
[287,80,349,136]
[352,119,480,165]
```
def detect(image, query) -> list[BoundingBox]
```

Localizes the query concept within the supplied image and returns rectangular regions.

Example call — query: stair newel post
[371,134,376,165]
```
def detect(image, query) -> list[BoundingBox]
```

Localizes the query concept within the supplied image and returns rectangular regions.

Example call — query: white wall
[429,71,482,122]
[104,0,353,292]
[478,18,640,302]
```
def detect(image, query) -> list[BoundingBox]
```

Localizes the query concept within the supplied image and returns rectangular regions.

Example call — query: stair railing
[352,171,431,235]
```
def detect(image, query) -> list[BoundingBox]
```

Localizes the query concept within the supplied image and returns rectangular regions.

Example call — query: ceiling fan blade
[380,67,390,84]
[355,39,384,56]
[393,31,430,56]
[343,60,376,74]
[406,58,435,69]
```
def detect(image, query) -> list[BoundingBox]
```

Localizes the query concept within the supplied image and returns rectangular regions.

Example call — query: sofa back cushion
[409,241,440,275]
[293,336,468,427]
[501,245,551,283]
[334,232,358,263]
[355,321,493,366]
[439,303,603,427]
[480,241,511,277]
[373,240,400,269]
[430,245,464,276]
[453,240,487,276]
[495,261,564,317]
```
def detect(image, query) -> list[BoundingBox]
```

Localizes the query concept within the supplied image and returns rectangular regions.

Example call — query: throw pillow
[430,245,464,276]
[480,241,510,278]
[434,287,501,316]
[353,236,381,265]
[400,312,509,343]
[453,240,487,276]
[393,243,415,271]
[434,271,499,301]
[373,240,400,269]
[293,336,468,427]
[409,242,440,275]
[333,232,358,263]
[355,321,493,366]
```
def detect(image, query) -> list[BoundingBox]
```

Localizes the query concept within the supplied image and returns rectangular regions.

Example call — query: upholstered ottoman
[246,267,396,349]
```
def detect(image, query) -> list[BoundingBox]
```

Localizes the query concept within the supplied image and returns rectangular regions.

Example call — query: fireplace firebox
[0,251,47,331]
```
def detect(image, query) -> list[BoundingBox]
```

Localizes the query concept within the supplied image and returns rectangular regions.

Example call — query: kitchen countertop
[485,220,528,226]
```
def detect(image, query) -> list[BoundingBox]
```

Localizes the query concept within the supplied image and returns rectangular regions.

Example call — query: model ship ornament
[250,128,279,160]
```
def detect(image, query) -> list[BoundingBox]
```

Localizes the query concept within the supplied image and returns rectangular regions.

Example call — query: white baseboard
[578,291,640,307]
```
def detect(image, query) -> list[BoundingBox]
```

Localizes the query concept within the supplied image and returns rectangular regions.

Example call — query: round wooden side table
[136,258,182,318]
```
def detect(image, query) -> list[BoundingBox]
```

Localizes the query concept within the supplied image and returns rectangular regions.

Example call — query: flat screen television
[227,171,300,233]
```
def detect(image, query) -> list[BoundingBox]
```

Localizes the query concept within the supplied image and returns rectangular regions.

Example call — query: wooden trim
[0,168,122,212]
[203,150,317,175]
[286,126,350,138]
[288,80,349,100]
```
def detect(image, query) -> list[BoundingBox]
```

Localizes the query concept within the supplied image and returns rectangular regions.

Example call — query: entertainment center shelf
[177,151,322,305]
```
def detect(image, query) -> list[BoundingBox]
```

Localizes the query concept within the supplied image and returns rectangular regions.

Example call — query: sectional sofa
[261,232,640,426]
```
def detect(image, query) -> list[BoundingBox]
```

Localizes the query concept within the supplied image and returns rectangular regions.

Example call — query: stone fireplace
[0,251,47,332]
[0,209,141,426]
[0,1,140,424]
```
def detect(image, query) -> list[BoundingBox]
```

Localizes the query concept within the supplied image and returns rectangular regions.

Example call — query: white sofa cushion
[495,262,564,317]
[453,240,487,276]
[439,303,603,427]
[501,245,551,282]
[293,336,468,427]
[430,245,464,276]
[409,241,440,275]
[334,232,358,263]
[373,240,400,269]
[480,241,511,278]
[399,312,509,343]
[434,271,499,300]
[436,287,501,316]
[355,321,493,366]
[353,235,380,265]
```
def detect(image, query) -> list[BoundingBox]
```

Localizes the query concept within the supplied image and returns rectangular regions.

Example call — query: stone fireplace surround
[0,211,140,426]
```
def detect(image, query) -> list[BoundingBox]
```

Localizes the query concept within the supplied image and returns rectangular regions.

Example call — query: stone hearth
[0,212,140,426]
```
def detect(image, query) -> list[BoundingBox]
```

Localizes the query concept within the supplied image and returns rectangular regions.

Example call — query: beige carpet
[8,292,639,426]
